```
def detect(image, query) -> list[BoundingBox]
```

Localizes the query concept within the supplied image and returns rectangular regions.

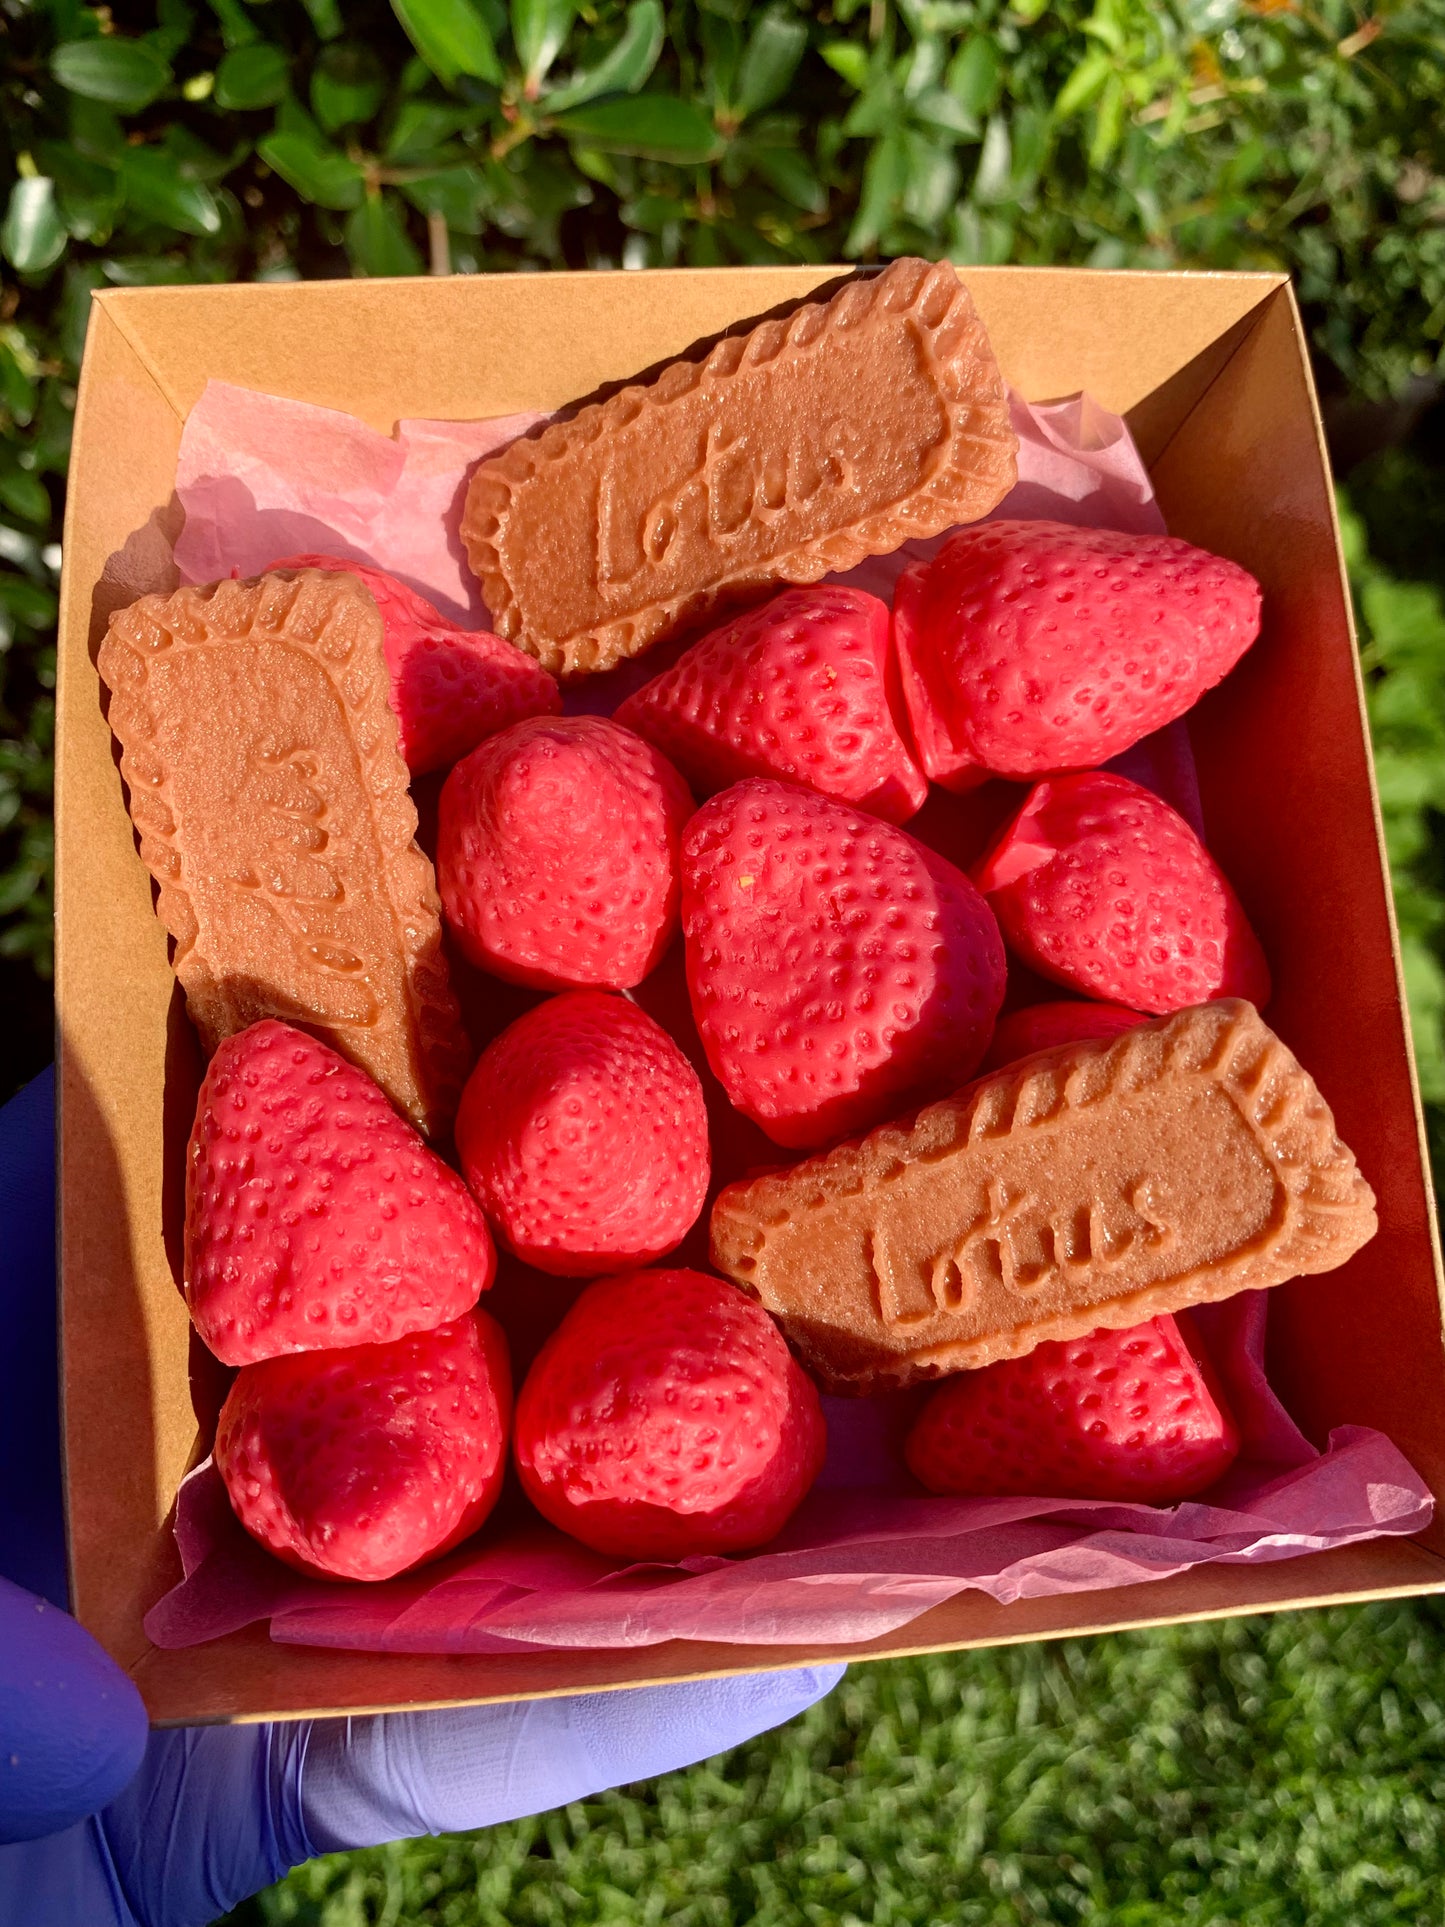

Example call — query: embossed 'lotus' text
[462,258,1019,675]
[709,1001,1378,1392]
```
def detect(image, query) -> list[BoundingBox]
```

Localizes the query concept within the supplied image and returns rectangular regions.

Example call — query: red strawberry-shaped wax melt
[905,1315,1240,1503]
[216,1310,511,1581]
[973,773,1271,1014]
[185,1019,495,1365]
[456,990,710,1276]
[979,999,1146,1072]
[269,553,559,776]
[894,520,1262,788]
[515,1268,825,1559]
[438,716,694,991]
[615,585,927,824]
[682,779,1006,1149]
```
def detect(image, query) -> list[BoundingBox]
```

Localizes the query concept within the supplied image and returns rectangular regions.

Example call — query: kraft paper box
[55,265,1445,1726]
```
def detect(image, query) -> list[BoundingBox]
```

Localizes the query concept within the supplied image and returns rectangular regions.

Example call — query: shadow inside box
[58,1036,190,1637]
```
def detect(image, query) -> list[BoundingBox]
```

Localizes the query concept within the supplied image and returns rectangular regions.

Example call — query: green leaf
[0,468,52,526]
[750,143,827,214]
[900,35,944,101]
[69,98,127,164]
[213,42,290,111]
[1,180,68,276]
[902,133,959,229]
[971,113,1012,205]
[203,0,259,48]
[847,128,907,253]
[911,86,979,139]
[1088,73,1127,168]
[50,38,172,112]
[736,7,807,118]
[843,81,898,140]
[0,577,59,627]
[540,0,663,114]
[390,0,503,87]
[311,43,387,131]
[1054,48,1112,121]
[299,0,345,39]
[345,192,425,275]
[400,165,490,233]
[121,148,223,236]
[151,0,197,63]
[621,190,686,232]
[946,36,1000,118]
[820,40,868,90]
[275,94,324,141]
[384,99,480,161]
[512,0,577,90]
[257,132,366,209]
[553,95,722,163]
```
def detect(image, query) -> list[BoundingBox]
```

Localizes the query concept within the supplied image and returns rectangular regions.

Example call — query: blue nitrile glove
[0,1068,843,1926]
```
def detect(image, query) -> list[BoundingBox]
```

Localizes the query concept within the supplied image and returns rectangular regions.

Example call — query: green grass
[227,1601,1445,1926]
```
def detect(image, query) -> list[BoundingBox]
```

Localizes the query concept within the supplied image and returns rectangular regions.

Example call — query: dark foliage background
[7,0,1445,1107]
[4,0,1445,1106]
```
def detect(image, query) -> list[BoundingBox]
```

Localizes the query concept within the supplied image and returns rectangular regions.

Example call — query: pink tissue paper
[142,374,1430,1656]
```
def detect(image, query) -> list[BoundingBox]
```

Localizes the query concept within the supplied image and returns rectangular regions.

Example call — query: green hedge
[4,0,1445,1000]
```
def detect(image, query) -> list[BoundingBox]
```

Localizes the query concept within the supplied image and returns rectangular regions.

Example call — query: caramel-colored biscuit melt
[462,257,1018,677]
[710,1001,1377,1394]
[98,570,470,1138]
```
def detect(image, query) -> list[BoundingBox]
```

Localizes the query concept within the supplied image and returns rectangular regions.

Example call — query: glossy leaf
[311,44,388,132]
[1055,48,1112,120]
[390,0,503,87]
[213,43,290,111]
[1089,73,1127,167]
[750,143,827,214]
[842,66,898,138]
[299,0,345,39]
[846,128,907,253]
[971,114,1013,205]
[0,467,52,526]
[67,100,127,166]
[1,181,67,276]
[257,132,366,210]
[50,38,172,112]
[400,166,491,233]
[512,0,577,90]
[820,41,869,91]
[902,134,958,228]
[345,192,426,275]
[554,95,722,163]
[384,99,481,161]
[947,36,1001,118]
[151,0,197,64]
[35,145,123,243]
[541,0,664,114]
[912,87,979,139]
[203,0,259,49]
[736,8,807,118]
[121,148,223,236]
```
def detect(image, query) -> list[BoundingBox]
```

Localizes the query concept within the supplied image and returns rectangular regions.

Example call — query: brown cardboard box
[56,265,1445,1726]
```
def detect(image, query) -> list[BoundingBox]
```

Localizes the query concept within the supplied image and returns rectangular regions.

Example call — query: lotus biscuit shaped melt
[460,257,1018,676]
[710,1000,1377,1394]
[96,568,471,1138]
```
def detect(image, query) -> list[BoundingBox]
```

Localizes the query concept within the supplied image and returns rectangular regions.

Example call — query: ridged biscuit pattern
[461,257,1018,677]
[710,1000,1377,1394]
[97,569,470,1138]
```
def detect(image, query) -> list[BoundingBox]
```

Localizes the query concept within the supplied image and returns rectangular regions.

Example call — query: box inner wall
[55,268,1445,1721]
